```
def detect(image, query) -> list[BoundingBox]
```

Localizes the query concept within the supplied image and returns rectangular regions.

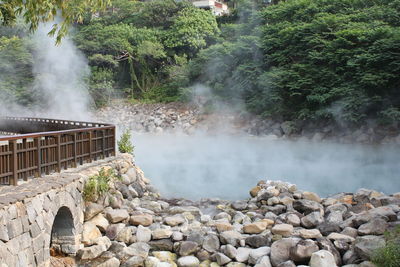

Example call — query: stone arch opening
[50,206,77,256]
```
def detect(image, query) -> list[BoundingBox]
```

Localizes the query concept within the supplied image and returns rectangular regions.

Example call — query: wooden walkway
[0,117,116,186]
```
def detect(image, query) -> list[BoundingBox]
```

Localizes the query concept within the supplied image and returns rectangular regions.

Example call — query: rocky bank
[75,153,400,267]
[94,101,400,144]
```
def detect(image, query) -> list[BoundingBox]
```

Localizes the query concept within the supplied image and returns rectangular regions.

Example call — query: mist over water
[133,133,400,200]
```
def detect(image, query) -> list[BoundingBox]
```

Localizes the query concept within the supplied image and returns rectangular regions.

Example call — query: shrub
[372,225,400,267]
[118,129,134,154]
[83,168,118,202]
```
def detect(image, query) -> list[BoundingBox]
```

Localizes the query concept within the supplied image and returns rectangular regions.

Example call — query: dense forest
[0,0,399,127]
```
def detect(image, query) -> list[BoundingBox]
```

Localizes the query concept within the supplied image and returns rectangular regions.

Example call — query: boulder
[106,209,129,224]
[358,218,388,235]
[136,225,152,243]
[246,234,271,248]
[220,231,243,246]
[354,235,386,260]
[164,215,185,226]
[302,192,321,203]
[203,234,220,253]
[81,222,102,245]
[289,239,319,264]
[89,213,109,232]
[271,224,293,237]
[243,220,273,234]
[152,228,173,240]
[309,250,338,267]
[116,227,132,244]
[248,247,271,265]
[327,233,355,243]
[298,229,322,239]
[215,253,232,265]
[235,247,252,263]
[130,214,153,226]
[106,223,125,240]
[301,212,324,228]
[179,241,199,256]
[84,202,104,220]
[270,237,300,266]
[293,200,323,215]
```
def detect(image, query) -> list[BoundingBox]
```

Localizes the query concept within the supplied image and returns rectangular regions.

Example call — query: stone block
[7,218,23,239]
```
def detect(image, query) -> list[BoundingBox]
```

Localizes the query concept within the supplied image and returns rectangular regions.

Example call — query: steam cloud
[0,22,92,121]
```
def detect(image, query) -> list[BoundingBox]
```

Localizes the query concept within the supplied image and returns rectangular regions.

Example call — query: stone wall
[0,156,127,267]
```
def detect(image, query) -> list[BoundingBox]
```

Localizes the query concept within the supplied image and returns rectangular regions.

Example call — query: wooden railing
[0,117,116,185]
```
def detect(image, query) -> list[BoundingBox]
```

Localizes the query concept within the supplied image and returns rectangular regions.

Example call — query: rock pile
[94,101,400,144]
[77,154,400,267]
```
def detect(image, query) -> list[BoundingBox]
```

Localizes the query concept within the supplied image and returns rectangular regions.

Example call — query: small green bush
[118,129,134,154]
[372,225,400,267]
[83,168,118,202]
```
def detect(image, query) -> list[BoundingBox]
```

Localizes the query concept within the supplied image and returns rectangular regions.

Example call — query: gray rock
[221,244,237,259]
[148,239,174,251]
[354,235,386,260]
[317,222,341,236]
[309,250,337,267]
[126,242,150,258]
[121,256,144,267]
[254,256,272,267]
[270,237,300,266]
[220,231,243,246]
[289,239,319,264]
[248,247,271,265]
[301,212,324,228]
[246,234,271,248]
[358,218,388,235]
[177,256,200,267]
[232,201,248,211]
[316,237,342,266]
[293,200,323,215]
[106,223,125,240]
[97,257,120,267]
[276,261,296,267]
[203,234,220,253]
[179,241,198,256]
[216,252,232,265]
[136,225,151,243]
[235,247,252,263]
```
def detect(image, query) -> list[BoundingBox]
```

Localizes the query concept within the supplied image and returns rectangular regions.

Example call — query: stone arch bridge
[0,117,116,266]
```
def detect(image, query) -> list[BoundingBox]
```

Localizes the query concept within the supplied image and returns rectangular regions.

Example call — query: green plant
[118,129,134,154]
[372,225,400,267]
[83,168,118,202]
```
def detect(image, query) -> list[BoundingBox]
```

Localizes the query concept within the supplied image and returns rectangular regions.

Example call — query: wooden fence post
[35,137,41,177]
[102,130,106,158]
[88,131,92,163]
[73,133,77,167]
[56,134,61,172]
[10,140,18,186]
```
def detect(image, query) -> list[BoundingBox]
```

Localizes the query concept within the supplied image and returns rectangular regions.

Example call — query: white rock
[136,225,152,243]
[177,256,200,267]
[309,250,338,267]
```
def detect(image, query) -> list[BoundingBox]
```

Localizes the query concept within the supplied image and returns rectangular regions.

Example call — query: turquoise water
[133,133,400,200]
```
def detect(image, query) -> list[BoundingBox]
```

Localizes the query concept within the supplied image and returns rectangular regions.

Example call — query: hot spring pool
[132,133,400,200]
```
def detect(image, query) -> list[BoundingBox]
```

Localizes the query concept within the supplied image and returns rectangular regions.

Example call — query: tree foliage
[0,0,110,43]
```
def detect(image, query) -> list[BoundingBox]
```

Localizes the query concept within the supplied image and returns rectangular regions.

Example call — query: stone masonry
[0,156,120,267]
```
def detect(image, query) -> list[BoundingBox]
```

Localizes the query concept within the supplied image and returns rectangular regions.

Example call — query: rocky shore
[94,101,400,145]
[75,153,400,267]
